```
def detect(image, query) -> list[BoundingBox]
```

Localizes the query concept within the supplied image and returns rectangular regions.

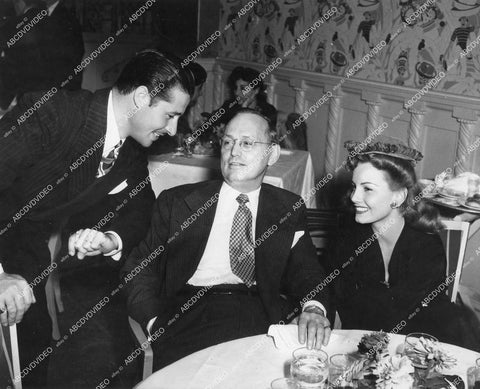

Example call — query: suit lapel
[167,181,222,293]
[255,185,295,283]
[67,89,109,200]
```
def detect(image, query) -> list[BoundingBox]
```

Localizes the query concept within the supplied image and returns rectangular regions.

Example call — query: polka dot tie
[229,194,255,287]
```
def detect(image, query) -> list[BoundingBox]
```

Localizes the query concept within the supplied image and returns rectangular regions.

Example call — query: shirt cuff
[0,263,3,275]
[103,231,123,261]
[302,300,327,317]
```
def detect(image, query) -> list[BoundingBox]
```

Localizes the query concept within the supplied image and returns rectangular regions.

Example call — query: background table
[148,149,316,208]
[134,329,479,389]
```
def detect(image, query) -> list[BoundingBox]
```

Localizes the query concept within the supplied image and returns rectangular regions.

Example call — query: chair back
[438,220,470,303]
[0,324,21,389]
[306,208,341,258]
[128,317,153,381]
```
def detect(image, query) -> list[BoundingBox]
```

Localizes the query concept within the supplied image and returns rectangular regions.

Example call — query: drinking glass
[329,354,356,388]
[290,348,328,388]
[271,378,301,389]
[467,358,480,389]
[403,333,438,368]
[404,333,438,387]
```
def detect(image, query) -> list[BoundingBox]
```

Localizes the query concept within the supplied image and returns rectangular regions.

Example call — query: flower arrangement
[357,331,390,358]
[373,355,414,389]
[351,332,457,388]
[404,336,457,372]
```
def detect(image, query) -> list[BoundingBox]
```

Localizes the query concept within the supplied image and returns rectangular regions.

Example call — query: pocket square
[291,231,304,248]
[108,180,128,194]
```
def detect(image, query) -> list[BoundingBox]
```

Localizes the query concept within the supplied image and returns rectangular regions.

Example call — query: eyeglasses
[221,137,272,151]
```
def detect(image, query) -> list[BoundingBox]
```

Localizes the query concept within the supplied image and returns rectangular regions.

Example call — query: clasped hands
[68,228,118,259]
[291,306,331,350]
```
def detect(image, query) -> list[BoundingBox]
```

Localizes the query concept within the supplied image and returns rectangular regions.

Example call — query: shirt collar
[47,1,60,16]
[221,182,261,210]
[104,90,124,156]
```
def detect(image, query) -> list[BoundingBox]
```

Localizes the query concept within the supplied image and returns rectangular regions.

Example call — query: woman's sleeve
[391,232,447,312]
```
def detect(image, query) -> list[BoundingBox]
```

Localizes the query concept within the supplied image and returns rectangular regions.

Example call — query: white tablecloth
[134,329,479,389]
[148,149,316,208]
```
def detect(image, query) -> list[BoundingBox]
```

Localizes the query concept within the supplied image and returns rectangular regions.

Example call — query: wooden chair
[0,324,21,389]
[306,208,342,258]
[45,224,66,341]
[306,208,343,327]
[438,220,470,303]
[128,317,153,381]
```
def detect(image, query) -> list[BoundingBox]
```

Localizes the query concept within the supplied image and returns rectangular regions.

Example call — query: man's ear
[132,86,151,109]
[267,143,280,166]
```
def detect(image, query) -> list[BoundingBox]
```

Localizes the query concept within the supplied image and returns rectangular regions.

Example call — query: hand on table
[0,273,35,326]
[292,306,331,350]
[68,228,118,259]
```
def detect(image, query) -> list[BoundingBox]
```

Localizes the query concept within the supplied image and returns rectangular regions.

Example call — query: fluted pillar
[325,88,342,175]
[288,79,306,114]
[361,92,382,137]
[212,63,223,110]
[293,86,306,114]
[407,106,426,152]
[453,108,477,175]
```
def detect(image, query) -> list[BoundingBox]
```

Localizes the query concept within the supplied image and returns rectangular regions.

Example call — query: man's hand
[0,273,35,326]
[68,229,118,259]
[296,306,331,350]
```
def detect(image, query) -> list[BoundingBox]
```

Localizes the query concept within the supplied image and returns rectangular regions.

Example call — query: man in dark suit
[0,0,48,109]
[0,50,191,387]
[122,109,331,370]
[42,0,85,90]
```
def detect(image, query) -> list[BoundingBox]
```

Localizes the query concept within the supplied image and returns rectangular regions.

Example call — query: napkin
[268,324,301,349]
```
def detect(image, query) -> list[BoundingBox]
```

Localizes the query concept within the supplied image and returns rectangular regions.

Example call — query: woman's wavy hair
[346,152,443,233]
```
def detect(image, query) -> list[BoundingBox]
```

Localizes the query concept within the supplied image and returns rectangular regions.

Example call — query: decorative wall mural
[219,0,480,97]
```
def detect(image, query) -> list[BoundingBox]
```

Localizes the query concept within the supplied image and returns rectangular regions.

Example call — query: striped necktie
[97,141,122,177]
[229,194,255,286]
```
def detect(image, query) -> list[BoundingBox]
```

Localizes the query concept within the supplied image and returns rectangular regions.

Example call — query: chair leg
[45,276,61,341]
[51,271,64,313]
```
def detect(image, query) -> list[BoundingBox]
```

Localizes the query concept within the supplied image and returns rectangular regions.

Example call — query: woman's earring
[390,201,397,209]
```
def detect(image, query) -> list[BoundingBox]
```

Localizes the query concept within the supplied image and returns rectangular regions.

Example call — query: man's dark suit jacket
[0,89,155,283]
[122,180,329,330]
[0,5,49,108]
[44,0,85,90]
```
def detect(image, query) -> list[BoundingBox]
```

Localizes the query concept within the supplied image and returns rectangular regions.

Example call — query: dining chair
[306,208,342,259]
[45,225,66,341]
[438,220,470,303]
[306,208,343,327]
[0,324,22,389]
[128,317,153,380]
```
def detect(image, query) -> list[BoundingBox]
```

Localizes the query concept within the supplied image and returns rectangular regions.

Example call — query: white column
[325,89,342,175]
[407,106,426,152]
[212,63,223,110]
[453,108,477,175]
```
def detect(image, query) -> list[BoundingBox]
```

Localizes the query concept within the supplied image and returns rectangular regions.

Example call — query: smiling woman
[328,140,480,350]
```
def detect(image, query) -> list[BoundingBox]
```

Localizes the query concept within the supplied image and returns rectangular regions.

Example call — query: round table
[134,329,479,389]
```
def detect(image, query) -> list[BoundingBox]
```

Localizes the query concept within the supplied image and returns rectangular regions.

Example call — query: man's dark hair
[186,62,207,86]
[114,50,194,103]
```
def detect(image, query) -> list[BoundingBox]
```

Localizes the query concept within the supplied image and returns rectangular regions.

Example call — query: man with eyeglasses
[122,108,331,370]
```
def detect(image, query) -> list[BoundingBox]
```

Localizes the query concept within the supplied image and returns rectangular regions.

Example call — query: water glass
[271,378,301,389]
[403,332,438,368]
[290,348,328,388]
[467,358,480,389]
[329,354,356,388]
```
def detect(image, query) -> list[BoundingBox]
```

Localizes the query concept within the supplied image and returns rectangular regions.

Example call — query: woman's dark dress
[332,222,479,349]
